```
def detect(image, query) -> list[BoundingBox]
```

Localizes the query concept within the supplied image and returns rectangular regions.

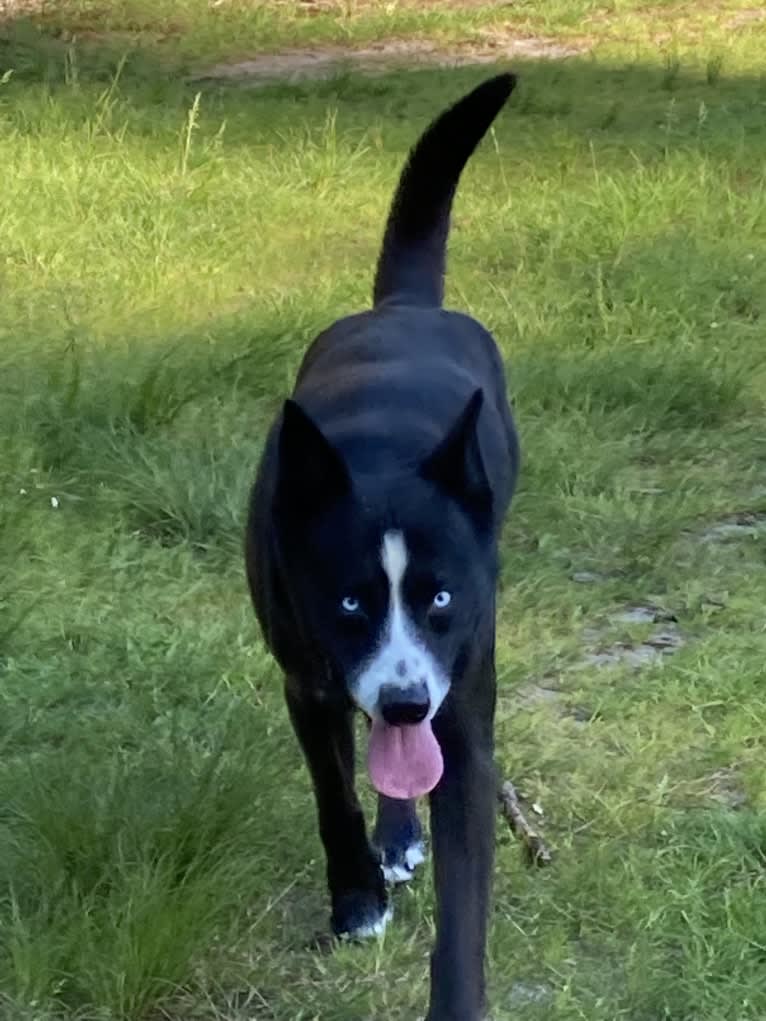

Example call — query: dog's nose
[378,682,430,726]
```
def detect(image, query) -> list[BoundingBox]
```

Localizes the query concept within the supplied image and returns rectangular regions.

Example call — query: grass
[1,0,766,1018]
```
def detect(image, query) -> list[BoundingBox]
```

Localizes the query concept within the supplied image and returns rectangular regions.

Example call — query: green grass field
[1,1,766,1018]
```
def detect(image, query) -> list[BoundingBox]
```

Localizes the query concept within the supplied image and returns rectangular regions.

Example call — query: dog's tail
[372,73,517,310]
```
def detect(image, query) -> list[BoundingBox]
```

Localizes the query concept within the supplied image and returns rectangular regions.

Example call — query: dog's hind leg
[426,670,496,1021]
[373,795,425,884]
[285,680,389,939]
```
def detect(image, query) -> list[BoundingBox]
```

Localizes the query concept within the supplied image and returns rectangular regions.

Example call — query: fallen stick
[497,780,553,867]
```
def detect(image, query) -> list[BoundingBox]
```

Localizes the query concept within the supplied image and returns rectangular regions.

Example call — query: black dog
[246,74,520,1021]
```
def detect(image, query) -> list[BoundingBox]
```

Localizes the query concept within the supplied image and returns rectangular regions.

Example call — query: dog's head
[272,391,497,730]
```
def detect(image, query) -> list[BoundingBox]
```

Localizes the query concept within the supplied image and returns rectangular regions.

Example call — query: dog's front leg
[284,680,388,938]
[426,692,496,1021]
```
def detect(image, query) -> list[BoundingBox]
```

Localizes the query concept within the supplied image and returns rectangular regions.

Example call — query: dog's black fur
[246,74,520,1020]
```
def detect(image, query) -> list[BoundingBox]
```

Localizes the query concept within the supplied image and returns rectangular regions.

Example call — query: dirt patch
[696,511,766,543]
[705,767,747,809]
[509,679,594,727]
[514,681,563,710]
[0,0,43,18]
[580,629,685,669]
[292,0,510,9]
[571,569,610,584]
[679,766,748,810]
[193,33,586,84]
[610,604,677,625]
[726,7,766,27]
[508,981,553,1006]
[508,601,686,720]
[579,616,685,670]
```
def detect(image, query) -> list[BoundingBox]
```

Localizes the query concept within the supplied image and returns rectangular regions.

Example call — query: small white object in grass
[50,496,59,509]
[19,488,27,495]
[531,802,544,817]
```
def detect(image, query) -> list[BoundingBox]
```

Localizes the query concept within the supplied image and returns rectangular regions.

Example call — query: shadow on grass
[1,296,755,561]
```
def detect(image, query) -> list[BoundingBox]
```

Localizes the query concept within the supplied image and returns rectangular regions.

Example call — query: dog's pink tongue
[368,719,444,800]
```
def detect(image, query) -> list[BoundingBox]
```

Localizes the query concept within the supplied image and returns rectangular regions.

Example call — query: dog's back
[293,303,516,513]
[253,73,519,538]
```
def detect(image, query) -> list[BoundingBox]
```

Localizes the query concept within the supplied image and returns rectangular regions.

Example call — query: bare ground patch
[703,766,748,809]
[289,0,513,9]
[675,765,749,809]
[0,0,43,17]
[579,625,685,669]
[192,31,586,84]
[506,600,687,729]
[726,6,766,27]
[695,510,766,543]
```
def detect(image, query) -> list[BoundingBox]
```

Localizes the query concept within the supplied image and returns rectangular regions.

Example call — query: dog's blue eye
[432,591,451,609]
[341,596,361,614]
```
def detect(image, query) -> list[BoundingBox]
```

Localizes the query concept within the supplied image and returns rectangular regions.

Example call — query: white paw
[342,904,393,939]
[382,841,426,884]
[405,841,425,870]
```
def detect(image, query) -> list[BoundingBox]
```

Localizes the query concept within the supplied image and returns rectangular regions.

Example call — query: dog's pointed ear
[276,399,350,511]
[420,389,491,516]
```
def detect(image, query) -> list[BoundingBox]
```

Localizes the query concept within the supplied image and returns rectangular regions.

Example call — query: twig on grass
[497,780,553,867]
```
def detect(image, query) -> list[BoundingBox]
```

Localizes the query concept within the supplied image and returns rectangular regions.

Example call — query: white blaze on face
[353,530,450,720]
